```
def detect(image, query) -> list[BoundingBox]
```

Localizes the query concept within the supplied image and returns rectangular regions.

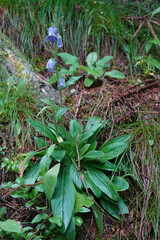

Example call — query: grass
[125,114,160,239]
[1,0,160,70]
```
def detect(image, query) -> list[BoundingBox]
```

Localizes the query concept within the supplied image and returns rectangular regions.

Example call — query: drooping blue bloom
[45,27,58,44]
[46,59,56,73]
[56,37,63,48]
[58,77,65,88]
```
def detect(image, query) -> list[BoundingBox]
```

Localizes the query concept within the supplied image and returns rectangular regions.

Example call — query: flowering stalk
[54,42,67,139]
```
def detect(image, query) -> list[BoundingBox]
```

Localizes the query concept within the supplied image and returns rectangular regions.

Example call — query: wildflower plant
[1,27,130,239]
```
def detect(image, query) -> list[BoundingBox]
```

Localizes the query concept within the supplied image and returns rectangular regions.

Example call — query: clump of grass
[125,113,160,239]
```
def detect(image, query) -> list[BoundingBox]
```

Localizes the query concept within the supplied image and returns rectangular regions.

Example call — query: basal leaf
[83,150,104,160]
[92,204,103,235]
[23,162,39,184]
[111,176,129,192]
[26,119,57,142]
[51,167,75,233]
[74,192,94,214]
[83,172,101,198]
[100,135,130,160]
[65,215,76,240]
[44,163,60,201]
[70,120,83,139]
[34,137,48,148]
[88,66,103,77]
[51,150,66,162]
[70,164,83,190]
[86,52,97,67]
[84,78,95,87]
[96,56,113,67]
[104,70,125,79]
[66,76,82,87]
[87,167,120,202]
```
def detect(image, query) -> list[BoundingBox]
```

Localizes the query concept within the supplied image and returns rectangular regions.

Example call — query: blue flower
[46,59,56,73]
[58,77,65,88]
[45,27,58,44]
[56,37,63,48]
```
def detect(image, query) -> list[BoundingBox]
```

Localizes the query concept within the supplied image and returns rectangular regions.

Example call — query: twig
[131,20,145,41]
[74,92,83,119]
[146,19,159,41]
[91,89,103,116]
[114,81,159,100]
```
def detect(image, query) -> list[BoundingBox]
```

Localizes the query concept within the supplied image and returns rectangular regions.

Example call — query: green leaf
[84,78,95,87]
[0,207,6,218]
[31,213,48,223]
[49,74,57,84]
[40,99,60,111]
[39,154,52,176]
[118,198,129,215]
[70,164,83,190]
[104,70,125,79]
[44,163,60,201]
[70,120,83,139]
[85,117,101,130]
[88,67,104,77]
[111,176,129,192]
[26,119,57,142]
[151,7,160,18]
[87,161,115,171]
[55,107,70,122]
[66,76,82,87]
[96,56,113,67]
[83,172,101,198]
[87,167,120,202]
[58,53,79,65]
[83,150,104,160]
[34,137,48,148]
[100,197,129,220]
[51,150,66,162]
[65,215,76,240]
[150,39,160,46]
[49,215,62,227]
[86,52,97,67]
[78,65,88,72]
[51,167,75,233]
[80,144,91,156]
[100,198,120,220]
[100,135,130,160]
[74,192,94,214]
[0,220,22,233]
[92,204,103,235]
[75,216,83,227]
[23,162,39,184]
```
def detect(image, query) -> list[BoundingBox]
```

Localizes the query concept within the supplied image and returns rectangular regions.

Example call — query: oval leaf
[105,70,125,79]
[44,163,60,201]
[87,167,120,202]
[86,52,97,67]
[51,168,75,232]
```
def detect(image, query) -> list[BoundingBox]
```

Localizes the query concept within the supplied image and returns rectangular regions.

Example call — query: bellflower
[46,59,56,73]
[58,77,65,88]
[45,27,58,44]
[56,37,63,48]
